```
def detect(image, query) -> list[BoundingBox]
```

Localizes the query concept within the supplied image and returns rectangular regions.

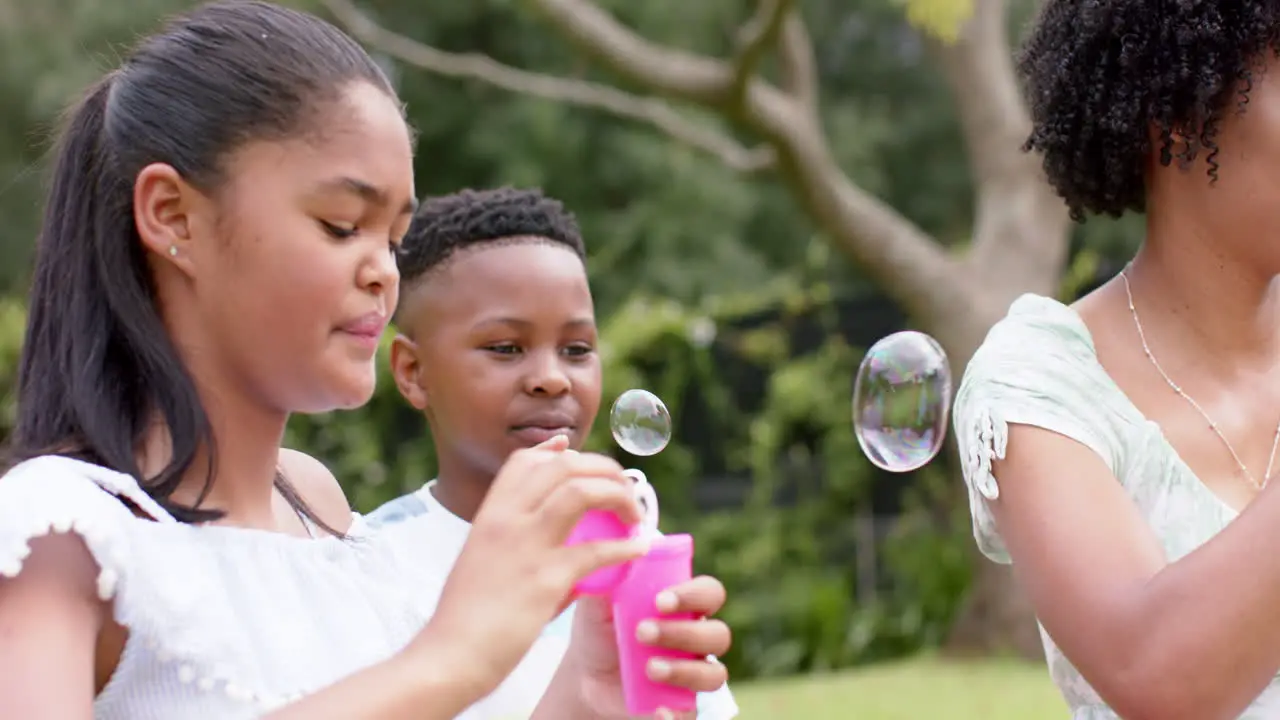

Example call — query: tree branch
[525,0,734,105]
[929,0,1029,194]
[522,0,969,325]
[778,14,819,115]
[321,0,773,173]
[928,0,1069,293]
[729,0,795,105]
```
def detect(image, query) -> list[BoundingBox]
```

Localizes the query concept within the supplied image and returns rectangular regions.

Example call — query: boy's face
[390,239,601,478]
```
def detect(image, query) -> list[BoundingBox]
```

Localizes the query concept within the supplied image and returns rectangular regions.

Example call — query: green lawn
[734,656,1068,719]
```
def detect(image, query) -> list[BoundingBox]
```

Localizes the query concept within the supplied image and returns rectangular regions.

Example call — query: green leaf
[898,0,974,44]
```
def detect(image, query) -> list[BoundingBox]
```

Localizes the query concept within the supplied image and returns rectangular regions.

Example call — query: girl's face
[142,81,417,415]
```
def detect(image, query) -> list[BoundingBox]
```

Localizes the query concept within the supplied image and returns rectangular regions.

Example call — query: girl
[0,2,730,718]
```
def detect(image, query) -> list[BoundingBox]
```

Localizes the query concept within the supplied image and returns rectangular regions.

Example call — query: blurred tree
[320,0,1056,657]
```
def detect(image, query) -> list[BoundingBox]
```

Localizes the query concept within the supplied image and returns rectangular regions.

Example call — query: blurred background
[0,0,1146,716]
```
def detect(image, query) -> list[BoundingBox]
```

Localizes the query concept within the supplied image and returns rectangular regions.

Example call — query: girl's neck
[138,391,288,530]
[147,287,291,529]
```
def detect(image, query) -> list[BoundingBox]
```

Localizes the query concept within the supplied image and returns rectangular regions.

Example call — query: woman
[0,2,730,718]
[955,3,1280,719]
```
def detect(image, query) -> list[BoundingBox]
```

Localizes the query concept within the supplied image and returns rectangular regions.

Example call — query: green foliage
[0,300,23,432]
[898,0,975,44]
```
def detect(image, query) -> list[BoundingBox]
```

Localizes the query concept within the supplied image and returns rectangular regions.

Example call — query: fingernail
[636,620,659,644]
[647,659,671,680]
[655,590,678,613]
[655,709,674,720]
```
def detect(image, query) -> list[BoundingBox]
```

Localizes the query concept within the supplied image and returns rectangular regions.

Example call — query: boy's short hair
[396,186,586,291]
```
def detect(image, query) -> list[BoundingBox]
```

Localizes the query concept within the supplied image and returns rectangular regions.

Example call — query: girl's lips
[339,311,387,337]
[337,330,381,350]
[336,312,387,351]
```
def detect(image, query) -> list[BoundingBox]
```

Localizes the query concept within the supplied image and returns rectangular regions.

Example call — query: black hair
[396,186,586,294]
[7,0,398,534]
[1018,1,1280,221]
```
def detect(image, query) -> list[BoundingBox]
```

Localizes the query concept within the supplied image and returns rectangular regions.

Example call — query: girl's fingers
[559,535,649,584]
[541,475,644,534]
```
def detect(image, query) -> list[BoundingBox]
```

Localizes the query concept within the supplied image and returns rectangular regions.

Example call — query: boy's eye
[564,344,595,357]
[484,343,521,355]
[320,220,358,239]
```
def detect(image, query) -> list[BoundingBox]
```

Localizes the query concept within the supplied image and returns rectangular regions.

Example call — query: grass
[734,656,1068,719]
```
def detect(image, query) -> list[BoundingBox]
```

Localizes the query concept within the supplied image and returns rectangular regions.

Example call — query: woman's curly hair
[1019,0,1280,221]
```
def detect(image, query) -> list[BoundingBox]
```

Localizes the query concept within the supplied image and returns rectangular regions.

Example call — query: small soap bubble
[852,331,952,472]
[610,389,673,457]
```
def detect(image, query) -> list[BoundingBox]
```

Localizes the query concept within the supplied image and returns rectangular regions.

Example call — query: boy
[368,187,739,719]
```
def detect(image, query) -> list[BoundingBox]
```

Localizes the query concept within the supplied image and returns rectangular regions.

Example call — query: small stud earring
[168,245,178,257]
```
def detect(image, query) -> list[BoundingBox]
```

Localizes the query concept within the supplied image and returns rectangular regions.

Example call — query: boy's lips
[509,426,575,446]
[509,411,578,446]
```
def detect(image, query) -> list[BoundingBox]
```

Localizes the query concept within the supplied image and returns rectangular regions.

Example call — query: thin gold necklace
[1120,266,1280,490]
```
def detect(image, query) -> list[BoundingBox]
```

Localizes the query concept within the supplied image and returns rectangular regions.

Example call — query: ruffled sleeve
[953,294,1132,563]
[0,455,172,618]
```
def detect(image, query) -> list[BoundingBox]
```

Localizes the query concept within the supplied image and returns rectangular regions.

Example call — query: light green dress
[953,294,1280,719]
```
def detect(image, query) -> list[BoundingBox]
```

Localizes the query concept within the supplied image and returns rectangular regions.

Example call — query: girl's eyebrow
[311,175,418,216]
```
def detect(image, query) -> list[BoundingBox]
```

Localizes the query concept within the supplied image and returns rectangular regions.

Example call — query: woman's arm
[994,425,1280,720]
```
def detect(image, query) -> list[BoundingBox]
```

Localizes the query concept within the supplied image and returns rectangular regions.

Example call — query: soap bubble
[852,331,952,472]
[610,389,672,457]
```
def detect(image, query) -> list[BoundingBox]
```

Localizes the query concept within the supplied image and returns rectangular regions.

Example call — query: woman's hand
[572,575,733,718]
[405,436,650,699]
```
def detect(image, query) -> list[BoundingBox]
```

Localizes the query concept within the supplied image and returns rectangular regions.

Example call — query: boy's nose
[524,358,571,396]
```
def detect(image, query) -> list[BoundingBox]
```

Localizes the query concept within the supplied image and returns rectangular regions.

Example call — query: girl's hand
[574,575,733,718]
[406,436,649,697]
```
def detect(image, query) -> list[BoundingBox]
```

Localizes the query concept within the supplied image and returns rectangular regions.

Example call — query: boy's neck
[430,467,495,523]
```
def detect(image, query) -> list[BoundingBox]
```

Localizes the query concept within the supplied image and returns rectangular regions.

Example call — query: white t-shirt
[366,481,740,720]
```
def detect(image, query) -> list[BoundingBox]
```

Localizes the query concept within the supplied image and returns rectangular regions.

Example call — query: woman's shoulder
[972,292,1097,363]
[959,292,1121,408]
[957,291,1131,444]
